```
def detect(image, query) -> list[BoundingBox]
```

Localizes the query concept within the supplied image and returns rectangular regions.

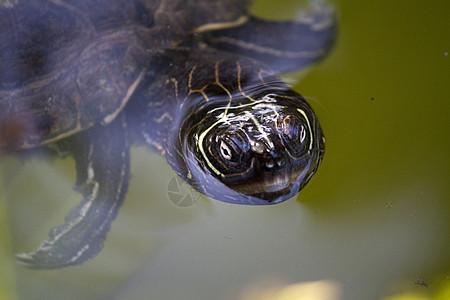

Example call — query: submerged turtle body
[0,0,335,268]
[0,0,251,149]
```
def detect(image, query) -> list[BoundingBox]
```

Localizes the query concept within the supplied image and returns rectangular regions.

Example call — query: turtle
[0,0,335,269]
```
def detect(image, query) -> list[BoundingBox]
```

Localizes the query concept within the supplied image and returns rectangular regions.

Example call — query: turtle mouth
[251,175,296,202]
[229,168,306,203]
[263,174,292,193]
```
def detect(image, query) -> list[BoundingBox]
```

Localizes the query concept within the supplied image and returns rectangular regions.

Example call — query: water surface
[1,0,449,299]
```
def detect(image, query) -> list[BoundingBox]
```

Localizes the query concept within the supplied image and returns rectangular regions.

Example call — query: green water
[1,0,449,299]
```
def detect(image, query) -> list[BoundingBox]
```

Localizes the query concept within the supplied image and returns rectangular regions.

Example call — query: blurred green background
[1,0,449,299]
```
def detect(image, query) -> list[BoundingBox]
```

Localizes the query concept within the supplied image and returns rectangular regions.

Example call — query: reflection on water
[1,0,450,299]
[239,279,342,300]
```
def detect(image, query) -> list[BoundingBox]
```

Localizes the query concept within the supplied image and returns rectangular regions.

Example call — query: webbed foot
[16,114,130,269]
[203,0,336,73]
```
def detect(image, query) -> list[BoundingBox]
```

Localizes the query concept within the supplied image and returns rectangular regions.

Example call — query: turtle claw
[15,252,59,270]
[15,253,35,266]
[15,198,111,269]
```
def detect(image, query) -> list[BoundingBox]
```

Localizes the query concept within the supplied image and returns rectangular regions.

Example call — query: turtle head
[176,86,325,205]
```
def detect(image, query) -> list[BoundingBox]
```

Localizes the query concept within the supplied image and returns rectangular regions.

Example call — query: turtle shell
[0,0,250,150]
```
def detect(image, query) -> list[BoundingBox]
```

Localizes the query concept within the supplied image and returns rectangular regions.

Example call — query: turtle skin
[0,0,336,269]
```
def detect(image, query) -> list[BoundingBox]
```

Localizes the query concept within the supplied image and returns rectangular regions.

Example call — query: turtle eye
[279,115,311,157]
[203,131,252,177]
[219,140,233,160]
[299,124,307,143]
[217,136,243,163]
[280,115,300,141]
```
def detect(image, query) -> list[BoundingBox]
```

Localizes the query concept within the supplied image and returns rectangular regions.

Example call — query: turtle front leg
[16,114,130,269]
[203,0,336,73]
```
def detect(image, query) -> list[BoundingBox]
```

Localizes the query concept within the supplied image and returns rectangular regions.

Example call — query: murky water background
[1,0,449,299]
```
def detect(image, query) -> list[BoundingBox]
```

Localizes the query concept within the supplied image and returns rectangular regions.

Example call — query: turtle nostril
[262,151,287,169]
[266,157,275,169]
[276,157,285,167]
